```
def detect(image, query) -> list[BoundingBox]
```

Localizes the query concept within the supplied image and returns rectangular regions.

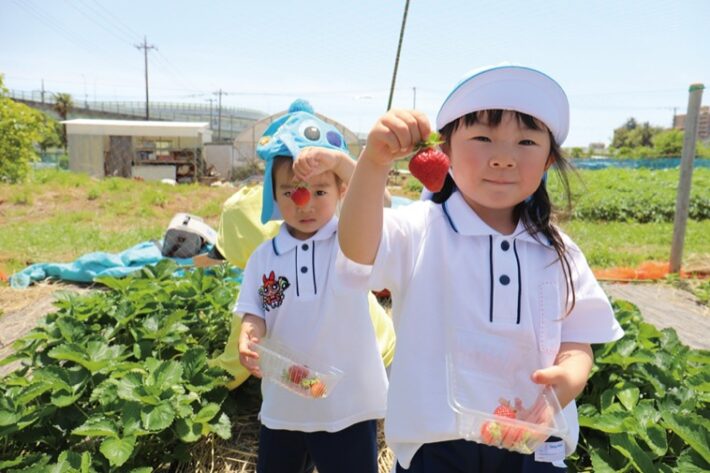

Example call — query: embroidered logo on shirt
[258,270,290,311]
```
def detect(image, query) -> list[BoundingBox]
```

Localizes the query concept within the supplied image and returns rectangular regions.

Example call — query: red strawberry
[291,187,311,207]
[493,403,517,419]
[480,399,517,445]
[481,420,502,445]
[288,365,309,384]
[408,132,449,192]
[309,380,327,398]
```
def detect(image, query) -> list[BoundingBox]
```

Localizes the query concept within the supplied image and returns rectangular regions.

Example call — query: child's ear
[544,153,556,170]
[440,142,451,157]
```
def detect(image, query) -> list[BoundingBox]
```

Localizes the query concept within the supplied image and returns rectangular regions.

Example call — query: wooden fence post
[670,83,704,273]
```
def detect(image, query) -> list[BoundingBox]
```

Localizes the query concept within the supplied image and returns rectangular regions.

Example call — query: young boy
[236,100,388,473]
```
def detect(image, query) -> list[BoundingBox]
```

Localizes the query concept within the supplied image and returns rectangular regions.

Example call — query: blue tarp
[572,157,710,170]
[9,241,197,289]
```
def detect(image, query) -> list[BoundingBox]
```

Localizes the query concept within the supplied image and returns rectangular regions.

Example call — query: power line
[63,0,135,46]
[153,50,204,93]
[12,0,103,57]
[12,0,142,79]
[84,0,143,42]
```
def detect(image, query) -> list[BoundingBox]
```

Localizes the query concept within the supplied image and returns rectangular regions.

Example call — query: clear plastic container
[446,331,568,454]
[253,339,344,399]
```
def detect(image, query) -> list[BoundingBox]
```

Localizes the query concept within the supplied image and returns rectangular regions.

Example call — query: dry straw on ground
[181,414,394,473]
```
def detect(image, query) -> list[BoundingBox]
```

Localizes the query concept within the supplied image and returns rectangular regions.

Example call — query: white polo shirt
[235,217,388,432]
[355,190,624,468]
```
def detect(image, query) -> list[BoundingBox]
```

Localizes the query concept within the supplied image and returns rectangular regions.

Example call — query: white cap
[436,64,569,144]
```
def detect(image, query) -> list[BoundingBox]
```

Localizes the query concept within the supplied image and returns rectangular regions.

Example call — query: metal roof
[62,119,211,138]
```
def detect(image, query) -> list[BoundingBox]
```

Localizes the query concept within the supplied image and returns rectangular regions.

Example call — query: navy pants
[396,438,567,473]
[257,419,378,473]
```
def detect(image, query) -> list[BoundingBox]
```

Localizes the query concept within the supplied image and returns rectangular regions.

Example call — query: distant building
[588,142,606,151]
[673,106,710,140]
[63,119,211,182]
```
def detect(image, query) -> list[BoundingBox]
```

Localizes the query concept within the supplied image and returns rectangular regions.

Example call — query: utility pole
[670,83,704,273]
[134,36,157,120]
[387,0,410,111]
[412,86,417,108]
[206,98,215,130]
[82,74,88,108]
[41,79,45,104]
[213,89,227,141]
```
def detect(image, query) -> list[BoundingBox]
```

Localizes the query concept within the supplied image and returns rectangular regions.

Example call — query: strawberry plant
[547,168,710,223]
[0,260,239,472]
[569,300,710,472]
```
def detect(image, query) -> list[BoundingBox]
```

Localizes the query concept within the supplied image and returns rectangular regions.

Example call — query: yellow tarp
[208,185,395,389]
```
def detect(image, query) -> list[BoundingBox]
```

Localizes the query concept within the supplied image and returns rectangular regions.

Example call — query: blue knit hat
[257,99,350,223]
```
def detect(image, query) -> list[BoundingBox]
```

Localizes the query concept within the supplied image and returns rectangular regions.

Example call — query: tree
[623,117,638,130]
[610,118,663,155]
[0,75,55,182]
[52,92,73,150]
[652,129,683,156]
[568,147,587,158]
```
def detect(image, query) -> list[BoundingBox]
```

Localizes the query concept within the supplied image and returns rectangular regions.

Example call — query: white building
[63,119,212,182]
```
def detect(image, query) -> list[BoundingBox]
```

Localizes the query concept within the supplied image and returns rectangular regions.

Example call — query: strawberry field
[0,262,238,471]
[0,260,708,472]
[1,169,709,471]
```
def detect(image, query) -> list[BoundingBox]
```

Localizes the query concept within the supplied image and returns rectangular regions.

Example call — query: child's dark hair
[435,110,576,314]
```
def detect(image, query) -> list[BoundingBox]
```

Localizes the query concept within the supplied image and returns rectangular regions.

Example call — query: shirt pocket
[538,281,563,354]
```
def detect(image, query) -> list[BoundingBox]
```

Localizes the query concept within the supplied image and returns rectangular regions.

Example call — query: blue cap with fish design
[257,99,350,223]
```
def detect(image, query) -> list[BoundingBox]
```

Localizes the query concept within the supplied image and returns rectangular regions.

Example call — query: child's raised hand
[292,147,343,181]
[362,109,431,167]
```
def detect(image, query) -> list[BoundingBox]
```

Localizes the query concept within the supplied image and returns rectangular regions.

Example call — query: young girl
[339,64,624,472]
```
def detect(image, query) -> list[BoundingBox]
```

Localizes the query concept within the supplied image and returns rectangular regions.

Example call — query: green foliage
[559,220,710,268]
[569,300,710,472]
[692,280,710,305]
[611,119,660,149]
[568,147,591,159]
[0,169,235,274]
[404,175,423,194]
[0,75,57,183]
[0,261,238,471]
[58,153,70,170]
[53,92,74,150]
[653,129,684,156]
[548,168,710,222]
[609,117,710,158]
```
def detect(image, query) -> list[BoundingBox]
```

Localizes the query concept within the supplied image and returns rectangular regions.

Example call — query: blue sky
[1,0,708,147]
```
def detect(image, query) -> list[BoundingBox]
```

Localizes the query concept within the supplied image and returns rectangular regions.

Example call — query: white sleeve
[368,204,428,295]
[234,250,266,319]
[560,242,624,344]
[333,247,374,292]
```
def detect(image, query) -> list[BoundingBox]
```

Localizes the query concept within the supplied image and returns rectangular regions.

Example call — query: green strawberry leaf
[100,435,136,467]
